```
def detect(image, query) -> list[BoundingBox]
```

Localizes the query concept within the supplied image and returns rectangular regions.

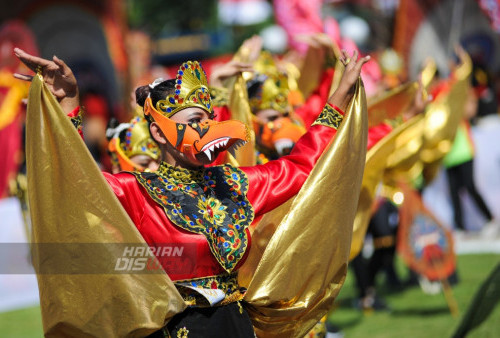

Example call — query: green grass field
[0,254,498,337]
[329,253,500,338]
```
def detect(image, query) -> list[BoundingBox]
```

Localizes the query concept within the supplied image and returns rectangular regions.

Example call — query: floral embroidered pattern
[197,197,227,226]
[311,104,344,129]
[177,272,240,292]
[133,163,254,272]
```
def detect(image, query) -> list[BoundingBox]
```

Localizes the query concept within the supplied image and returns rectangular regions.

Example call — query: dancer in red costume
[15,47,369,337]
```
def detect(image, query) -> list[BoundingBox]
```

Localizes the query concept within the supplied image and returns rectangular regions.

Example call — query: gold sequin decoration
[176,327,189,338]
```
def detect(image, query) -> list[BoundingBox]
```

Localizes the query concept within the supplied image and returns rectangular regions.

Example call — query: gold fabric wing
[243,78,368,337]
[26,75,185,337]
[420,58,437,89]
[349,115,425,259]
[367,82,418,127]
[420,53,472,182]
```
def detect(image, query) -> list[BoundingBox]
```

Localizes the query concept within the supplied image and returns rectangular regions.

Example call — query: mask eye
[188,117,202,124]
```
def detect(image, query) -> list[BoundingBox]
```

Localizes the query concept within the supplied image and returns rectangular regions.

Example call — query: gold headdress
[253,51,280,78]
[247,51,290,114]
[108,116,160,172]
[248,73,290,114]
[154,61,213,118]
[122,116,159,159]
[143,61,250,164]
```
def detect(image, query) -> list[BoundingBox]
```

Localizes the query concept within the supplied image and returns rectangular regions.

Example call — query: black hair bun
[135,85,151,107]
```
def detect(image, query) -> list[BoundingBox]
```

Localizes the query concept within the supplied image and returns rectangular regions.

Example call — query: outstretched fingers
[339,49,350,65]
[345,50,358,69]
[52,55,73,78]
[353,55,371,73]
[340,49,367,70]
[14,48,52,73]
[351,50,359,63]
[341,50,350,60]
[13,73,34,82]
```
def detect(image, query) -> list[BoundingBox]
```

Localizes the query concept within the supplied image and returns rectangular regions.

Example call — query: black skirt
[147,302,255,338]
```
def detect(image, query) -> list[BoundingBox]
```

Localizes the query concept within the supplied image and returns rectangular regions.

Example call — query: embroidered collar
[156,162,205,184]
[133,162,254,272]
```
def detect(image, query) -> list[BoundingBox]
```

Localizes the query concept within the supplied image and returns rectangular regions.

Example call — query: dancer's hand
[209,60,253,87]
[238,35,262,63]
[295,33,335,50]
[13,48,79,114]
[404,75,430,120]
[328,50,371,111]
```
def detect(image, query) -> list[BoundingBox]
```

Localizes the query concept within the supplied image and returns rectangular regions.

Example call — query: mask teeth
[201,138,232,161]
[204,148,213,161]
[227,140,247,158]
[274,139,295,156]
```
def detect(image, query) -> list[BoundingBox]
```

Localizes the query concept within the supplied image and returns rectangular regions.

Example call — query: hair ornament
[149,78,165,89]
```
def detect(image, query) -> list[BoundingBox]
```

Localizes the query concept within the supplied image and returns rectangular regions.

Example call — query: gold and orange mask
[254,116,306,157]
[108,116,160,172]
[144,61,249,162]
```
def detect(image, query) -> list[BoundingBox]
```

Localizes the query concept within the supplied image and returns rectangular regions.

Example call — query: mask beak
[145,96,249,164]
[189,120,249,162]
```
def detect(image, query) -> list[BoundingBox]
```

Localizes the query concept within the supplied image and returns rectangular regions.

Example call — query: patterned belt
[174,272,246,307]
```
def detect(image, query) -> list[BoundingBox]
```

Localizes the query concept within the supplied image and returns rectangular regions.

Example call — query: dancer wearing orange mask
[15,48,369,337]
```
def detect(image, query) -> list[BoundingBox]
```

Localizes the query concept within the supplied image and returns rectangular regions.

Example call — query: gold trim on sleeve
[311,104,344,129]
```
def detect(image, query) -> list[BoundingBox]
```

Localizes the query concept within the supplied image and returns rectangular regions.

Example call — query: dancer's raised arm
[14,47,79,114]
[243,50,370,216]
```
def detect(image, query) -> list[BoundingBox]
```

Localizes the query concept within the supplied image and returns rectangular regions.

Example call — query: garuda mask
[144,61,249,162]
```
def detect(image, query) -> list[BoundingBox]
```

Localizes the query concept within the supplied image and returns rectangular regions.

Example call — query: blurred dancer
[0,20,38,198]
[246,68,306,160]
[443,86,494,231]
[106,116,161,173]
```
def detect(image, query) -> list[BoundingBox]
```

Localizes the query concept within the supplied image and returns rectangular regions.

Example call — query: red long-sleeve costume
[102,107,341,281]
[70,92,390,282]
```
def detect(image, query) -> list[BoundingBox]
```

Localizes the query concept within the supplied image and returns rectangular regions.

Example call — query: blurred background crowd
[0,0,499,337]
